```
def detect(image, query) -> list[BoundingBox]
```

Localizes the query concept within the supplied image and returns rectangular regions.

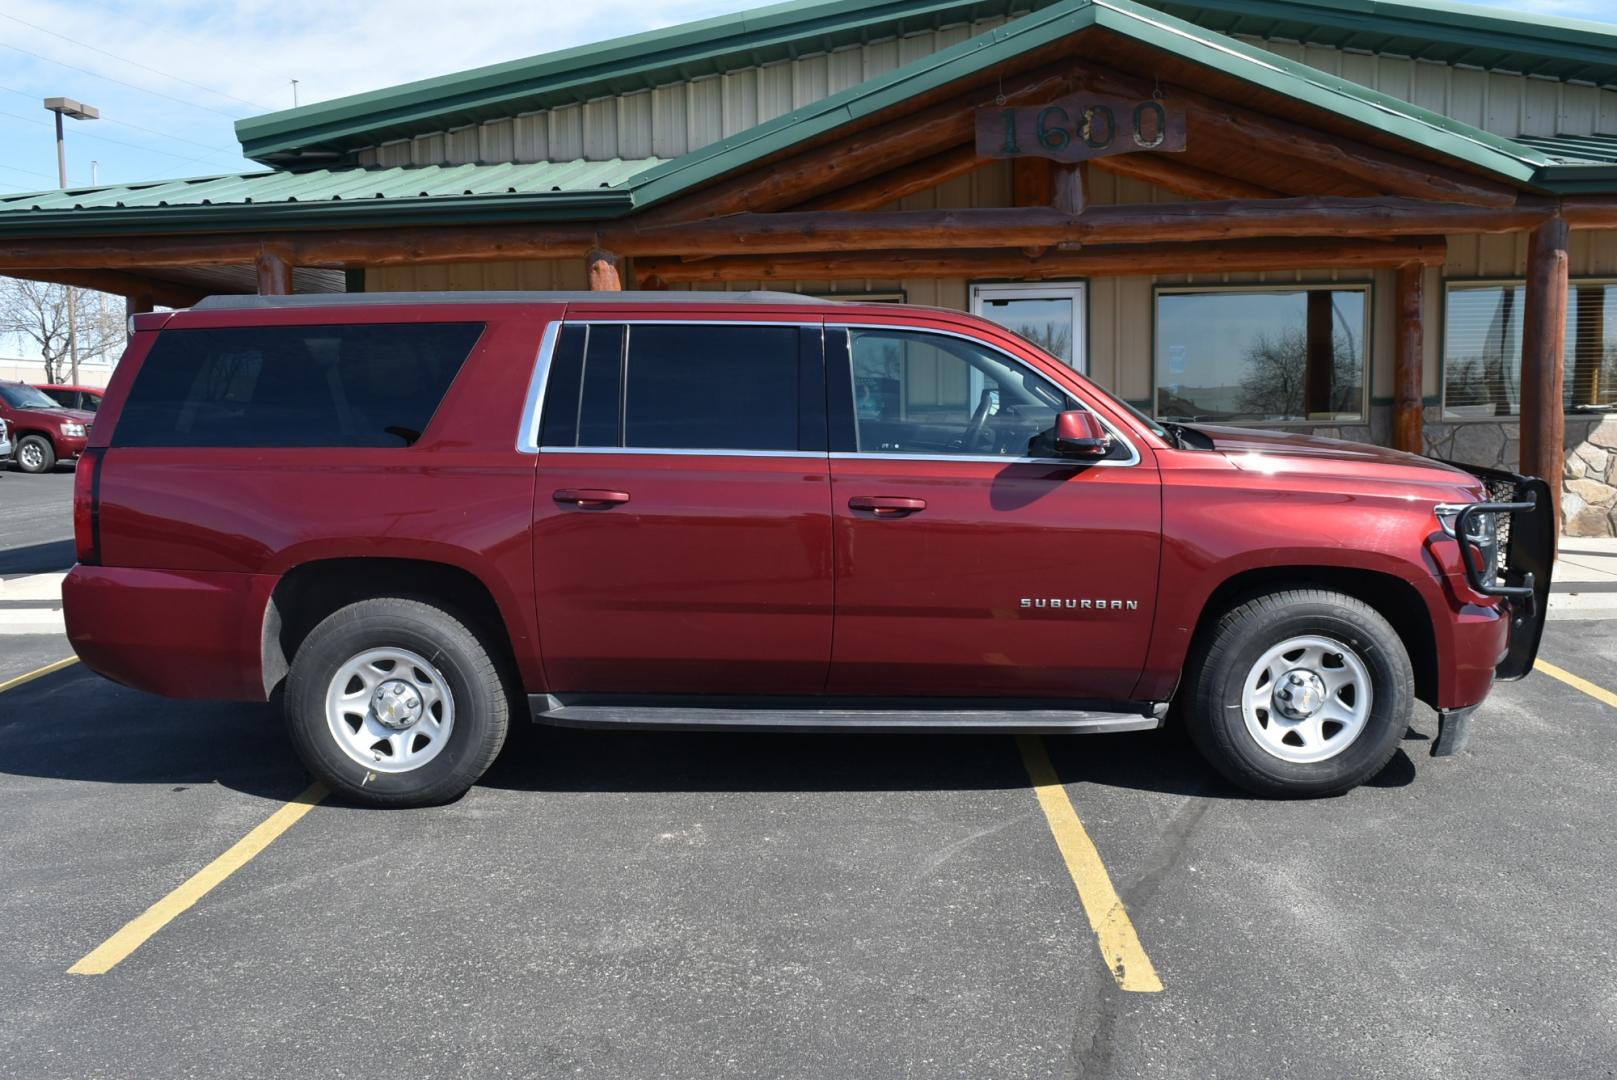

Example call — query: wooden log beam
[586,248,623,291]
[255,247,293,295]
[617,197,1546,256]
[1092,154,1279,200]
[1519,216,1570,530]
[636,236,1448,283]
[5,267,211,308]
[796,145,988,211]
[1070,62,1519,209]
[1392,262,1426,455]
[0,196,1571,272]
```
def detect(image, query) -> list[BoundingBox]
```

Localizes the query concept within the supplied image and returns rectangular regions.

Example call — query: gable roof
[235,0,1617,164]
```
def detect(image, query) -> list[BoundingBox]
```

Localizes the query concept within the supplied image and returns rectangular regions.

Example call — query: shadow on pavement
[0,539,76,576]
[1,666,1416,802]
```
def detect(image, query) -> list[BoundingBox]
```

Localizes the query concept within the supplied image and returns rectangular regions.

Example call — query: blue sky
[1,0,1615,195]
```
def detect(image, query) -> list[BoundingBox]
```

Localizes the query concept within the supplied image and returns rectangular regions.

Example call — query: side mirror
[1053,410,1112,458]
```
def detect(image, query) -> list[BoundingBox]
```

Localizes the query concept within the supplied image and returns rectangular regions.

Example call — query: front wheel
[285,597,511,807]
[15,435,55,473]
[1182,589,1413,798]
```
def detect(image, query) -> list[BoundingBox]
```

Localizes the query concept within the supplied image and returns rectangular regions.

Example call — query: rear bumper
[63,564,276,700]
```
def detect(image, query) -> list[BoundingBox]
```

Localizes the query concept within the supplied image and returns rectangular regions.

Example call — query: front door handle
[848,495,927,517]
[553,488,630,509]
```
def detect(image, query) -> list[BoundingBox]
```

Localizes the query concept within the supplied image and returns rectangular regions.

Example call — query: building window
[1443,281,1617,418]
[1154,286,1368,424]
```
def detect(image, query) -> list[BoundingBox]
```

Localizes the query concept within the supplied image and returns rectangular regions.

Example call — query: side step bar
[530,694,1167,734]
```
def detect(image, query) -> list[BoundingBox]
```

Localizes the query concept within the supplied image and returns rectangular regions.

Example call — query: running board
[530,694,1167,734]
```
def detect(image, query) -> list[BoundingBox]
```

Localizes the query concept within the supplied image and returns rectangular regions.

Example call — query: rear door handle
[553,488,630,509]
[848,495,927,517]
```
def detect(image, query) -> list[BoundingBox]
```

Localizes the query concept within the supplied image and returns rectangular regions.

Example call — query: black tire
[1182,589,1412,798]
[15,435,55,474]
[285,597,510,808]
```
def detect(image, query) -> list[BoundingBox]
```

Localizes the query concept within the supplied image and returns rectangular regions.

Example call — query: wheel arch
[262,557,524,699]
[1184,565,1440,709]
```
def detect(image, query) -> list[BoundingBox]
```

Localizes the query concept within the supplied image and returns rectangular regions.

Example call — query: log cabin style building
[4,0,1617,533]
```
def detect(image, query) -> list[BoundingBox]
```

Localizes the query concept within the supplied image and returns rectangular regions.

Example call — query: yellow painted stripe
[68,782,328,975]
[1537,660,1617,710]
[0,656,78,694]
[1016,734,1163,993]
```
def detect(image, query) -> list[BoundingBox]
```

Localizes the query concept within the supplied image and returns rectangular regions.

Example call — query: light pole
[43,96,99,386]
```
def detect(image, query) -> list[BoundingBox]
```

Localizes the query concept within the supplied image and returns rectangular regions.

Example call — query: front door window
[971,283,1086,372]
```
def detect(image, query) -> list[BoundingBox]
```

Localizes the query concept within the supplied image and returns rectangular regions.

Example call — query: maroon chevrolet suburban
[63,293,1552,807]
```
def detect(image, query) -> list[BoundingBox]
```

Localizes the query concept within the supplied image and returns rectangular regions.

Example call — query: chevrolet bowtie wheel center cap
[372,680,424,730]
[1273,669,1328,720]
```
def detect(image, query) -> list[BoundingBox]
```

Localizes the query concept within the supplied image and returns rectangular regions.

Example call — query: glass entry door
[970,283,1087,373]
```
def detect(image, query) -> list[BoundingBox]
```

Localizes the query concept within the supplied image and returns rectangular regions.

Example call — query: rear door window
[539,322,810,452]
[113,323,483,448]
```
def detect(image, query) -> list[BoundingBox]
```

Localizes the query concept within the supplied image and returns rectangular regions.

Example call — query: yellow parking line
[0,656,78,694]
[68,781,329,975]
[1016,734,1162,993]
[1537,660,1617,710]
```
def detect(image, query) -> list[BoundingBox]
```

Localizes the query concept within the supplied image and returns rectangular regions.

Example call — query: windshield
[0,383,64,410]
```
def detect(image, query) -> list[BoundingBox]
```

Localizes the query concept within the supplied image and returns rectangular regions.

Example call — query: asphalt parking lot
[2,468,1615,1079]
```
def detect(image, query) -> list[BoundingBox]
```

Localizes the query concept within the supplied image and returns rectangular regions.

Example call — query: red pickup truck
[62,293,1552,807]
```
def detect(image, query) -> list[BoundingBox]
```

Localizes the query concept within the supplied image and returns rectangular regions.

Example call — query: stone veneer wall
[1419,416,1617,538]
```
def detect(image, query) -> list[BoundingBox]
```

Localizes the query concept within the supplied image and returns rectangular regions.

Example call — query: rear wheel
[285,597,510,807]
[15,435,54,473]
[1183,589,1412,798]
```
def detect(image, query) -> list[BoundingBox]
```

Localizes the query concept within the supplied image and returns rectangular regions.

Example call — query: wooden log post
[1392,263,1426,454]
[587,248,623,291]
[125,291,155,318]
[1052,163,1089,217]
[255,247,293,295]
[1519,216,1570,530]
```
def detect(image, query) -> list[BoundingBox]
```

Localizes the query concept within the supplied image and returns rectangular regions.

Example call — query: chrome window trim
[515,319,562,454]
[830,322,1141,468]
[537,446,821,459]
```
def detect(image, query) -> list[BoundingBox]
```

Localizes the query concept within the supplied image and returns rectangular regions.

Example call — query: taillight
[74,447,103,566]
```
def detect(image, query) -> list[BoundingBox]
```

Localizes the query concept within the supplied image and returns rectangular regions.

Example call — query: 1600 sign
[975,92,1186,163]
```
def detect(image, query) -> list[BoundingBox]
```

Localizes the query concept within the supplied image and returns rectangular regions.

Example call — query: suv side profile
[63,293,1552,807]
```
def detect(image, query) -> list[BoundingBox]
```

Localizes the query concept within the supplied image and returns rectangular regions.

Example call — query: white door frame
[969,282,1088,374]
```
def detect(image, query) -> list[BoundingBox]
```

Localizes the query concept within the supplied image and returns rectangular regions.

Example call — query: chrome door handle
[848,495,927,517]
[553,488,630,509]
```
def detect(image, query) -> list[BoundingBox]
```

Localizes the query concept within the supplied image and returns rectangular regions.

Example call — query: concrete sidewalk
[0,572,65,635]
[1551,536,1617,619]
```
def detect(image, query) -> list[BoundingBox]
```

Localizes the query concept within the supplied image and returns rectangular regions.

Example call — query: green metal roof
[235,0,1617,164]
[1153,0,1617,88]
[0,160,656,237]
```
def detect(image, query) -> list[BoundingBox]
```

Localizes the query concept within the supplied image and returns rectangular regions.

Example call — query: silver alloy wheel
[18,441,43,470]
[324,647,455,773]
[1241,634,1373,765]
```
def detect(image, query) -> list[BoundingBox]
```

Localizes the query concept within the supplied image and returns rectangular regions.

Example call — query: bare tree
[0,277,127,383]
[1236,328,1363,419]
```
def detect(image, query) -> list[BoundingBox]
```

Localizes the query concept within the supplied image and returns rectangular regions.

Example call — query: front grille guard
[1439,462,1555,681]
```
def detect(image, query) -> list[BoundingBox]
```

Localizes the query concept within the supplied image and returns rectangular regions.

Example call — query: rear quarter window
[112,322,483,448]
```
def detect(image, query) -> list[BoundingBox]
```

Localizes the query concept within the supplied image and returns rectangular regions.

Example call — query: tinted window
[846,328,1076,457]
[114,323,482,448]
[539,324,624,448]
[624,325,799,451]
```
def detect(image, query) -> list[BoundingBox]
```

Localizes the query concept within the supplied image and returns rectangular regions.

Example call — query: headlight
[1435,502,1500,578]
[60,423,85,437]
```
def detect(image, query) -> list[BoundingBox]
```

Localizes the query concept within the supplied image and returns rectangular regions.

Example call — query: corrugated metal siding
[1247,37,1617,139]
[355,18,1013,167]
